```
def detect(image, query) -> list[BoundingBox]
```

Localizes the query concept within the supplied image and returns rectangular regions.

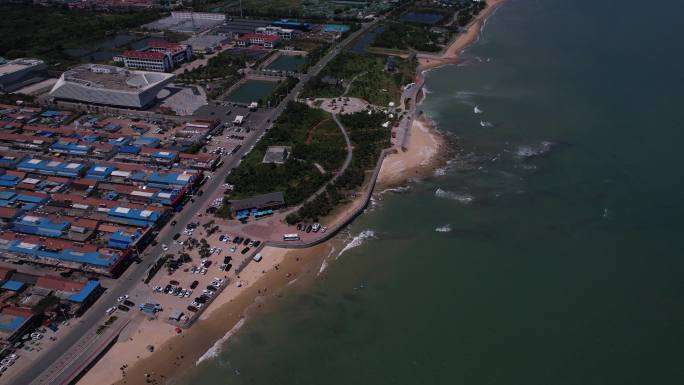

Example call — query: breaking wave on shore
[435,224,452,233]
[435,188,475,204]
[378,185,412,195]
[196,318,246,366]
[337,230,376,258]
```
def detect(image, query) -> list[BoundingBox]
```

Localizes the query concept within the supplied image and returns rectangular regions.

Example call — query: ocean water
[177,0,684,384]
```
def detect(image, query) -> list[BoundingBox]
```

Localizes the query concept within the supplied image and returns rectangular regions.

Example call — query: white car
[106,307,117,315]
[190,301,200,308]
[1,359,13,366]
[162,244,169,251]
[30,332,43,340]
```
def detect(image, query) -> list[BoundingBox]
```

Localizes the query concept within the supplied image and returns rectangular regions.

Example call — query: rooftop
[58,64,174,92]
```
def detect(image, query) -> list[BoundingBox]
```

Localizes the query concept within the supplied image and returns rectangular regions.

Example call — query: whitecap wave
[474,105,484,114]
[196,318,246,366]
[379,185,411,195]
[337,230,376,258]
[435,224,452,233]
[514,141,556,159]
[435,188,474,204]
[479,120,494,128]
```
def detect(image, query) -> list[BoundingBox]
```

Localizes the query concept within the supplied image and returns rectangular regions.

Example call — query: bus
[283,234,300,241]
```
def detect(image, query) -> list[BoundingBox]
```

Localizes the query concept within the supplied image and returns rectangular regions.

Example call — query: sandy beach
[74,3,503,384]
[417,0,505,73]
[78,246,301,385]
[377,116,448,189]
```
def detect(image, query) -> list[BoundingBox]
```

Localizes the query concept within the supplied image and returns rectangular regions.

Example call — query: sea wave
[337,230,376,258]
[474,105,484,114]
[196,318,246,366]
[435,224,452,233]
[378,185,411,195]
[317,246,336,276]
[479,120,494,128]
[514,141,556,159]
[435,188,474,204]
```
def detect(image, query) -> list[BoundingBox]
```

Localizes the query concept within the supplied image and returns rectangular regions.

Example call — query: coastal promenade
[8,17,380,385]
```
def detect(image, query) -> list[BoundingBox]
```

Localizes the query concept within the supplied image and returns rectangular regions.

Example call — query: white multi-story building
[171,11,226,21]
[49,64,175,109]
[237,33,280,49]
[255,26,297,40]
[114,41,192,72]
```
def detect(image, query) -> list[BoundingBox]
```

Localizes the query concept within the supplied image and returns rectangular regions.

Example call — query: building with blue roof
[13,215,70,237]
[0,314,27,333]
[150,150,178,163]
[50,142,92,156]
[0,173,20,188]
[108,206,161,227]
[133,136,160,147]
[118,145,140,154]
[7,240,119,268]
[0,153,25,169]
[1,280,25,291]
[85,165,115,180]
[68,280,101,303]
[108,230,141,249]
[272,19,312,31]
[81,134,99,143]
[17,158,86,178]
[147,172,194,188]
[108,137,129,146]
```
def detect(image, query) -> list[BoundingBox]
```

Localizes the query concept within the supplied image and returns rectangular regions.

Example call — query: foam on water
[379,185,411,195]
[514,141,556,159]
[337,230,376,258]
[435,224,452,233]
[196,318,246,366]
[480,120,494,128]
[474,105,484,114]
[317,246,337,276]
[435,188,475,204]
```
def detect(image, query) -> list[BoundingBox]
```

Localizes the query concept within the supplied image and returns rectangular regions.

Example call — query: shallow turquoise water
[178,0,684,384]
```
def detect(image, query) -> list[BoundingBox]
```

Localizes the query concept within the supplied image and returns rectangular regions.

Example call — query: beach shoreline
[75,2,503,384]
[417,0,505,74]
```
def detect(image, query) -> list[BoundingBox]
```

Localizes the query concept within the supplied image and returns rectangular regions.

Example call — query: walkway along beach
[77,2,505,384]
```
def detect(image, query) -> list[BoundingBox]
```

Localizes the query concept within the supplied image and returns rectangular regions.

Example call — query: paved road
[13,17,380,385]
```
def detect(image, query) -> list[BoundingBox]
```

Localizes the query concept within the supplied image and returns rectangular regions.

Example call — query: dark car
[252,240,261,247]
[117,305,130,312]
[243,238,251,245]
[297,223,303,230]
[171,220,177,226]
[223,256,232,264]
[306,225,312,233]
[204,261,212,268]
[195,297,207,304]
[170,280,180,286]
[198,190,204,196]
[206,285,217,292]
[187,306,198,312]
[173,233,180,240]
[224,264,232,272]
[241,247,250,255]
[164,284,172,293]
[190,280,199,289]
[123,300,135,307]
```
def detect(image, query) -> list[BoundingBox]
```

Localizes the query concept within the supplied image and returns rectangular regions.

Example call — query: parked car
[117,305,130,312]
[241,247,250,254]
[123,300,135,307]
[190,280,199,289]
[187,305,198,312]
